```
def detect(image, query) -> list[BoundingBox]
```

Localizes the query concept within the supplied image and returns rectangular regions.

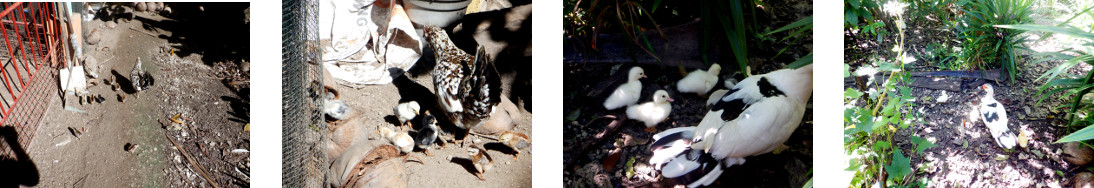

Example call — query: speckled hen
[424,25,502,147]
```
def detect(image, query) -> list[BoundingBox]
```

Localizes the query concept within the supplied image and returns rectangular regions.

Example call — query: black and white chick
[130,57,154,96]
[980,84,1017,149]
[424,25,502,147]
[648,64,812,188]
[415,112,440,156]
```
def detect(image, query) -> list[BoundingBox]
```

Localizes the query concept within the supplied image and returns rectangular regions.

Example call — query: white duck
[980,84,1017,149]
[648,64,812,188]
[676,64,721,95]
[627,90,674,132]
[603,67,646,110]
[393,101,420,130]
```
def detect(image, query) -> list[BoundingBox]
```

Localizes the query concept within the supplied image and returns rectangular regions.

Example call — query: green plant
[563,0,667,62]
[846,0,881,31]
[845,8,934,186]
[955,0,1034,81]
[700,0,752,76]
[996,20,1094,143]
[764,16,813,62]
[907,0,960,24]
[844,62,921,187]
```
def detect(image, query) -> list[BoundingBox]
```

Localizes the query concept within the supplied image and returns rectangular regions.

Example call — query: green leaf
[911,136,937,155]
[873,116,888,132]
[996,24,1094,40]
[651,0,662,12]
[846,158,863,171]
[1056,123,1094,143]
[856,108,875,133]
[845,88,864,99]
[846,9,859,26]
[788,53,814,69]
[844,63,852,77]
[566,109,582,122]
[766,16,813,36]
[874,140,891,151]
[886,149,912,182]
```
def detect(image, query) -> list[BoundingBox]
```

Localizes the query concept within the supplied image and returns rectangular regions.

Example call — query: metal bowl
[403,0,471,27]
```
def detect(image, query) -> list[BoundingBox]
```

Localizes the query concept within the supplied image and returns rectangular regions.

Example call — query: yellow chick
[377,126,414,154]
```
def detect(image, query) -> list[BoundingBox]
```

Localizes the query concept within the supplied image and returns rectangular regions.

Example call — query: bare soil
[23,3,249,187]
[325,69,533,187]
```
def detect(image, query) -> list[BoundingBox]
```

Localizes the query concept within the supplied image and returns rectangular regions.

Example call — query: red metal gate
[0,2,65,156]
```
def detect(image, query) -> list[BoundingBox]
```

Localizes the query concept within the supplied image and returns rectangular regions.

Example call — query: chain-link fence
[283,0,326,187]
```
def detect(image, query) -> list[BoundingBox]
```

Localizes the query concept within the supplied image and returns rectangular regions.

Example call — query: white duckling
[393,101,420,130]
[603,66,646,110]
[676,64,721,95]
[378,126,414,154]
[980,84,1017,149]
[627,90,674,132]
[648,64,812,188]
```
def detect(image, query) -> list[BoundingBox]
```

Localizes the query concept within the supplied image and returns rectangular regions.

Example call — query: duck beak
[666,97,675,102]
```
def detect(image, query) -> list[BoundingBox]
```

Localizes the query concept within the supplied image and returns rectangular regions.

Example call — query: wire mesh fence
[282,0,326,187]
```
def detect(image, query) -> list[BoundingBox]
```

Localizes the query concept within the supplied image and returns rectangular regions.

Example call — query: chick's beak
[667,97,675,102]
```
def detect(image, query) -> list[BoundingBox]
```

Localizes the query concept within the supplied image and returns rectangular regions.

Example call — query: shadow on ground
[0,126,39,188]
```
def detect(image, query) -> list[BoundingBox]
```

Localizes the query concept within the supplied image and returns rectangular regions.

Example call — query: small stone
[1063,142,1094,166]
[1019,153,1029,160]
[1074,172,1094,188]
[951,139,962,146]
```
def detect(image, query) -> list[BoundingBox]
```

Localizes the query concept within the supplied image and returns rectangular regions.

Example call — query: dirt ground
[843,4,1091,187]
[317,1,533,186]
[324,68,533,187]
[23,3,249,187]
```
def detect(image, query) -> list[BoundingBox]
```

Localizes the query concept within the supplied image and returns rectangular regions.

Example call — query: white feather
[708,96,805,159]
